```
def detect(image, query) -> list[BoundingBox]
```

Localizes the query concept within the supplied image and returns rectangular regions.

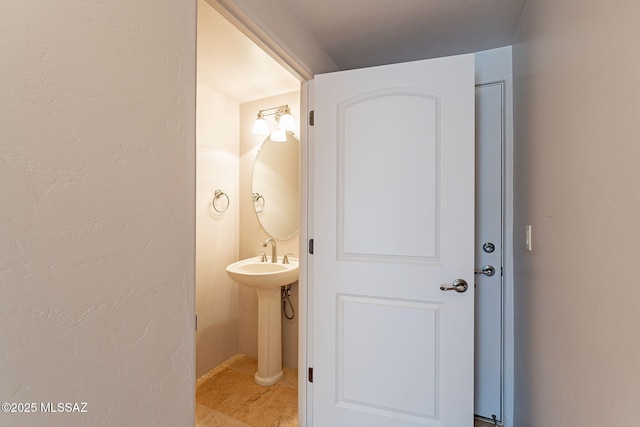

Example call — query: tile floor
[195,354,298,427]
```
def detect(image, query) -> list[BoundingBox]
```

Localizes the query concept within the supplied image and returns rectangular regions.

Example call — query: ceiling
[197,0,527,103]
[197,0,301,104]
[280,0,527,70]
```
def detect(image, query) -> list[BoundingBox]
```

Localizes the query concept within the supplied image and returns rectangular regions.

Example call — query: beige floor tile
[196,363,228,387]
[225,354,259,376]
[279,367,298,389]
[271,398,298,427]
[195,403,213,422]
[196,354,298,427]
[197,368,261,410]
[230,385,297,427]
[197,409,253,427]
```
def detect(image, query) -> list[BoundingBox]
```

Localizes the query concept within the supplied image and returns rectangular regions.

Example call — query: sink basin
[226,256,298,289]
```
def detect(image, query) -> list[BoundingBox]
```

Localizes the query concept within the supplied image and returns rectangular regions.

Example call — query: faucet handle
[282,253,294,264]
[258,251,267,262]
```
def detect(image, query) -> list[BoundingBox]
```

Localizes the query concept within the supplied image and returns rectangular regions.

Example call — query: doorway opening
[475,81,505,424]
[195,1,302,425]
[474,47,515,427]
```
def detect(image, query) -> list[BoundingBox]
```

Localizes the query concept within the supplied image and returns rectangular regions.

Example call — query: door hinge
[308,238,314,254]
[308,367,313,383]
[309,110,314,126]
[195,314,198,332]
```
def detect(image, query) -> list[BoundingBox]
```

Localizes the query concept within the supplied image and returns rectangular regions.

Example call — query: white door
[474,83,504,421]
[310,54,475,426]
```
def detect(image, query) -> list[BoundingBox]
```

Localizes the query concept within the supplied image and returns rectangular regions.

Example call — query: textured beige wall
[195,82,240,377]
[0,0,196,425]
[238,91,300,368]
[512,0,640,425]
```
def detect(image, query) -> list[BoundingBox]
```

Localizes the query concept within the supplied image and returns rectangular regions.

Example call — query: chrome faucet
[262,238,277,263]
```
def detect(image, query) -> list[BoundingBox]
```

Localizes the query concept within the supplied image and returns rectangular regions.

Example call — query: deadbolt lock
[482,242,495,253]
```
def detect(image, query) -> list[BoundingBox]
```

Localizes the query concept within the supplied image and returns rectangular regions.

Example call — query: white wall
[0,0,196,425]
[238,91,300,368]
[512,0,640,425]
[195,82,240,377]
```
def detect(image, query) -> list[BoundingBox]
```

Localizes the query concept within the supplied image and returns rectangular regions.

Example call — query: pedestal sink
[226,256,298,385]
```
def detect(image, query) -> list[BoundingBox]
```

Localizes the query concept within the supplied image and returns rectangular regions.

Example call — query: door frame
[201,3,514,424]
[475,47,514,427]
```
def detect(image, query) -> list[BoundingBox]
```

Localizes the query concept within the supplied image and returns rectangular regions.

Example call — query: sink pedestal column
[254,287,283,386]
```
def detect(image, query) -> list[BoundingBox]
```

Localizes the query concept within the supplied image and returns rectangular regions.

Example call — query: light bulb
[278,112,296,132]
[270,129,287,142]
[251,113,270,135]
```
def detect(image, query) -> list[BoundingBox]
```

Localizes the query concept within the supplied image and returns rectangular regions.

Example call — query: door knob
[440,279,468,293]
[474,265,496,277]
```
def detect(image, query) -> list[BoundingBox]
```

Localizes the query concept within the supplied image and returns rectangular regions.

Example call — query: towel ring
[252,192,265,213]
[212,189,230,213]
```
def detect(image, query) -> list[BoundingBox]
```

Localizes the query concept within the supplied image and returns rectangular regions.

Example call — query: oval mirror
[252,132,299,240]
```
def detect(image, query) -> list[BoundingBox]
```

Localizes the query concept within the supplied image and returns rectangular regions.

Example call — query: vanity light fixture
[251,105,296,140]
